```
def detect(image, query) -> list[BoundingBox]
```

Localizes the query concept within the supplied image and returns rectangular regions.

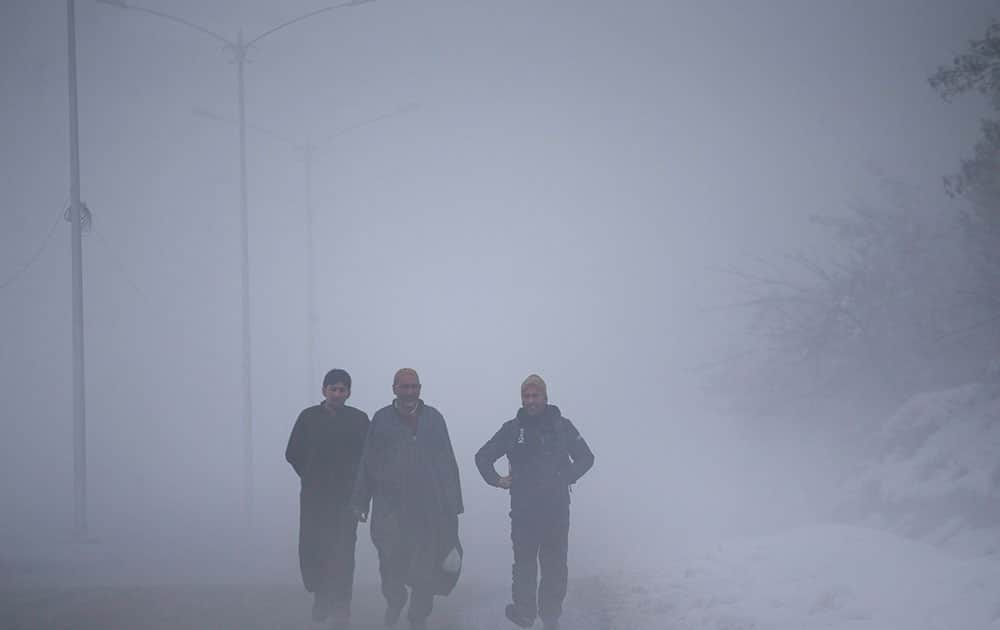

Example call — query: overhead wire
[0,200,67,291]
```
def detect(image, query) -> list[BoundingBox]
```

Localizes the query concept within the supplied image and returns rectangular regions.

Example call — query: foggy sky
[1,0,996,584]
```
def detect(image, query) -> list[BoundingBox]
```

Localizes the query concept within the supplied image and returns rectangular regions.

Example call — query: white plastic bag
[442,547,462,574]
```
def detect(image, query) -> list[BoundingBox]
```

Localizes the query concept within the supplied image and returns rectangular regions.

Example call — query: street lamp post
[193,104,419,392]
[67,0,88,539]
[96,0,375,526]
[299,107,419,385]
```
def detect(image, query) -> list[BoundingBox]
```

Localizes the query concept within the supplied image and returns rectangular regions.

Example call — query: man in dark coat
[286,368,370,626]
[351,368,464,630]
[475,374,594,630]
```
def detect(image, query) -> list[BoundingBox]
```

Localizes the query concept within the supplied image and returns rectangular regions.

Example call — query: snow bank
[838,383,1000,556]
[603,524,1000,630]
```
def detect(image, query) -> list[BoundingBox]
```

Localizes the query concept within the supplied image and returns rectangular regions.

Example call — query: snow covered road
[4,524,998,629]
[1,577,614,630]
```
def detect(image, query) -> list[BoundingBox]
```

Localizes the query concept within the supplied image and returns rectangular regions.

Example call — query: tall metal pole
[235,30,254,527]
[304,143,317,390]
[67,0,88,539]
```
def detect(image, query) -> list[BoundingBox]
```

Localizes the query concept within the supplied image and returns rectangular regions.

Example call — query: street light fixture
[96,0,376,527]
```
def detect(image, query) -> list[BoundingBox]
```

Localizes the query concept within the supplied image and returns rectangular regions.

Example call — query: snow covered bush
[837,381,1000,557]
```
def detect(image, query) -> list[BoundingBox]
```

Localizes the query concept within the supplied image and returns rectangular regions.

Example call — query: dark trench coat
[286,403,370,593]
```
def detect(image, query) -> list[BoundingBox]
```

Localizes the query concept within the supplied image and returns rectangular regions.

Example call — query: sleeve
[284,411,308,478]
[475,423,512,487]
[350,419,376,515]
[352,410,372,468]
[439,413,464,515]
[562,418,594,485]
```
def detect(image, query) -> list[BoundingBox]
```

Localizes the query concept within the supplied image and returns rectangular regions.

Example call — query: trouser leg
[378,544,409,610]
[537,513,570,623]
[511,516,541,620]
[407,587,434,623]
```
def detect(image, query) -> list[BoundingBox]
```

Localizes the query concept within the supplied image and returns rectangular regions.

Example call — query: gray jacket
[351,401,463,543]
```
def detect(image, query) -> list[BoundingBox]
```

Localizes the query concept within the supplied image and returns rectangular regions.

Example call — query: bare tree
[711,176,986,418]
[930,19,1000,345]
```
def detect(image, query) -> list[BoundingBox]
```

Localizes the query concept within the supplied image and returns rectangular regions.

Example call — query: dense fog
[2,1,998,628]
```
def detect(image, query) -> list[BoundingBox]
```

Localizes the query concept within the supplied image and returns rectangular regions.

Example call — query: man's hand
[351,507,368,523]
[497,475,512,489]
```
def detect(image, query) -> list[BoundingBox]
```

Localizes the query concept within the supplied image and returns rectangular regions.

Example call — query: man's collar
[394,398,423,415]
[517,404,553,422]
[321,400,343,415]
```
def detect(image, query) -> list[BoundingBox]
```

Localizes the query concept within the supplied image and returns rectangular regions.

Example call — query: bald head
[393,368,421,405]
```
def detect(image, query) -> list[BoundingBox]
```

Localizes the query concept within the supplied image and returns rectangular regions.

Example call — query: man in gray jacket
[351,368,463,630]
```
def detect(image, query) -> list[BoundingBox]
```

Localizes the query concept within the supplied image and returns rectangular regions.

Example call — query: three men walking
[287,369,593,629]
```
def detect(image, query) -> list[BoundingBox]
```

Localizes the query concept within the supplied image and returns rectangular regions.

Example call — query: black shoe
[311,593,330,623]
[505,603,534,628]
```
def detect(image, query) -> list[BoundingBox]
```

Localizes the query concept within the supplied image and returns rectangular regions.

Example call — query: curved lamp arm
[95,0,233,46]
[247,0,375,47]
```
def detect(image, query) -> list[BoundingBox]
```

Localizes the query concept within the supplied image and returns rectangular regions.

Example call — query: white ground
[5,523,999,629]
